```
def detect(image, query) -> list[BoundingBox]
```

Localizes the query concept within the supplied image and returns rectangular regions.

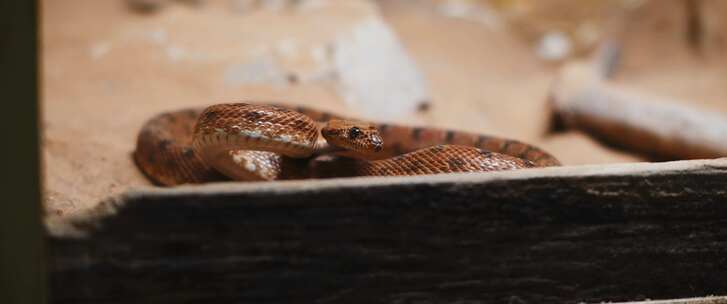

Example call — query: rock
[333,16,430,119]
[535,31,573,61]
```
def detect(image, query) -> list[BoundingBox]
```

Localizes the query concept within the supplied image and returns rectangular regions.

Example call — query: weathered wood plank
[48,159,727,303]
[0,1,46,304]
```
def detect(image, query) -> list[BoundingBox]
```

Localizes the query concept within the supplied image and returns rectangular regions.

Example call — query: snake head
[321,119,383,156]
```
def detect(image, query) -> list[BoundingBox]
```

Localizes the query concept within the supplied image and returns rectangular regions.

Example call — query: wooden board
[48,158,727,303]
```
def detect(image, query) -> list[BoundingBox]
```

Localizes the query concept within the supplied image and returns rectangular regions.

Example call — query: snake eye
[348,127,362,139]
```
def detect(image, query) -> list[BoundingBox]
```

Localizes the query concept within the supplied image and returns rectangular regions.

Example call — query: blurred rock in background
[125,0,430,119]
[429,0,647,61]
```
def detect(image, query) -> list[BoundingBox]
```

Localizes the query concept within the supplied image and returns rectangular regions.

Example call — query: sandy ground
[42,0,727,216]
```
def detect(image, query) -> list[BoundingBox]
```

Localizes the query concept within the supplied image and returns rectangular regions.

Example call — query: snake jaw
[371,135,383,152]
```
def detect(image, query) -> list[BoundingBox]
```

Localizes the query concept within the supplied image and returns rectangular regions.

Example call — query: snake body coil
[134,103,560,186]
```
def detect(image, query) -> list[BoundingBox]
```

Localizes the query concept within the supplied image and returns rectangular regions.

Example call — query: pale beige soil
[42,0,727,216]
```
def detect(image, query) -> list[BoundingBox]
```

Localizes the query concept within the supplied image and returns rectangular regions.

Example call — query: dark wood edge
[47,158,727,303]
[0,1,45,304]
[49,157,727,230]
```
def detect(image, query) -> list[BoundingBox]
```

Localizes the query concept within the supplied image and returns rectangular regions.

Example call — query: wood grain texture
[48,158,727,303]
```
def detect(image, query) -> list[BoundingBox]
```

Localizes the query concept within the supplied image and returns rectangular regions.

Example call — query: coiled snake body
[135,103,560,186]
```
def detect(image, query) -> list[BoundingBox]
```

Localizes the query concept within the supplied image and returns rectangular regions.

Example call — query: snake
[134,103,561,186]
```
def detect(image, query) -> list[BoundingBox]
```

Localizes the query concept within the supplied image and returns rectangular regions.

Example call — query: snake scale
[134,103,560,186]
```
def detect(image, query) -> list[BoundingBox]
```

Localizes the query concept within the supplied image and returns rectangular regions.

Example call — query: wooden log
[48,159,727,303]
[550,60,727,161]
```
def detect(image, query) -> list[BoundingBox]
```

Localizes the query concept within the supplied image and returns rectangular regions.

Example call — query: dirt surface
[42,0,727,216]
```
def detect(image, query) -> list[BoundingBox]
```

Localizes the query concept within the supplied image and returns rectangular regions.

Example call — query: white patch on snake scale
[244,161,257,172]
[275,134,293,143]
[241,129,263,139]
[230,151,257,172]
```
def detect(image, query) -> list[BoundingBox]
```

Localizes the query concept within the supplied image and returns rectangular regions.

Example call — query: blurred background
[43,0,727,215]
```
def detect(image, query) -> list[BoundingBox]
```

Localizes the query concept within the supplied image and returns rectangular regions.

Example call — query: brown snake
[134,103,560,186]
